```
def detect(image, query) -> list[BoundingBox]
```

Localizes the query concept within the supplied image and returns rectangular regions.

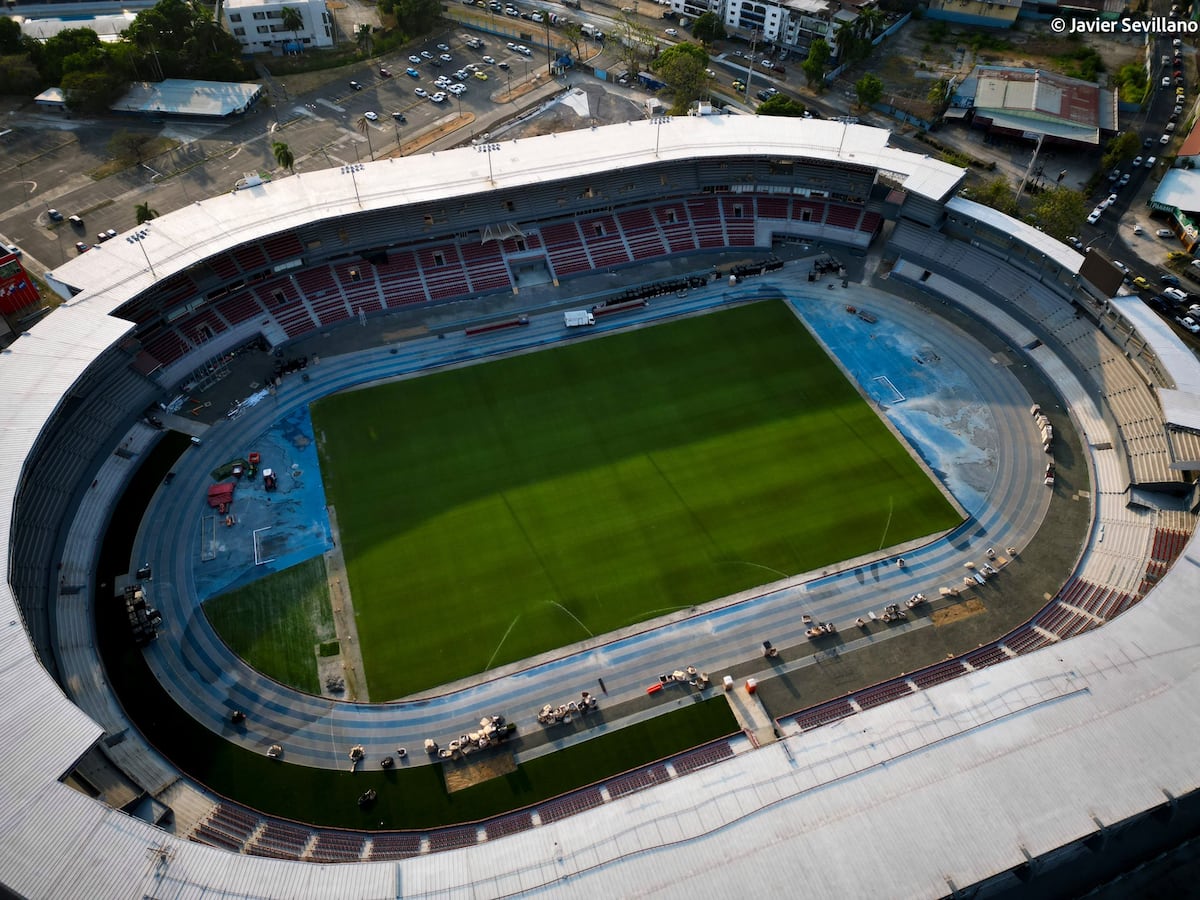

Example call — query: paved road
[133,269,1050,770]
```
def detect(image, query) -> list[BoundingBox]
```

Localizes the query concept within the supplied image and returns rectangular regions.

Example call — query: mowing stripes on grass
[312,301,960,698]
[203,556,334,693]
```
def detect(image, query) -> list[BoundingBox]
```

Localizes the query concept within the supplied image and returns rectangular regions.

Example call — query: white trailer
[564,310,595,327]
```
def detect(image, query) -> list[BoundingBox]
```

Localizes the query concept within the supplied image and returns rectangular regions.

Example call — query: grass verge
[203,556,333,694]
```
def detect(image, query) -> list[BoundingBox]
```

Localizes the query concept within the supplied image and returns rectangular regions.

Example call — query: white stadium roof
[46,117,964,303]
[5,118,1200,898]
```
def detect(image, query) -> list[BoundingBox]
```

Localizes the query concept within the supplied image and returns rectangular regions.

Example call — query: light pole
[476,141,501,185]
[394,122,403,156]
[341,162,364,207]
[651,115,670,158]
[126,228,157,280]
[744,28,760,105]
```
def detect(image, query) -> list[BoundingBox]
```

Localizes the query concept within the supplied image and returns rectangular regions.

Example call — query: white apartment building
[224,0,333,53]
[671,0,856,58]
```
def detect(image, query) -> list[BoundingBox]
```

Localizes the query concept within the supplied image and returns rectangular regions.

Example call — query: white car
[1133,156,1143,167]
[665,27,679,36]
[1147,156,1158,167]
[430,91,447,103]
[420,50,433,59]
[363,111,378,121]
[1157,228,1174,237]
[1161,133,1172,144]
[449,82,467,95]
[440,53,453,62]
[414,87,428,97]
[1164,76,1173,87]
[1087,209,1102,225]
[2,242,20,258]
[1176,315,1200,333]
[516,45,531,55]
[1164,286,1189,302]
[409,55,422,63]
[506,41,517,50]
[1112,260,1129,274]
[482,55,496,64]
[437,43,450,51]
[455,69,470,80]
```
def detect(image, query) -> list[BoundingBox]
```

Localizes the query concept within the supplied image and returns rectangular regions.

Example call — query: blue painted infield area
[194,405,333,601]
[791,295,996,516]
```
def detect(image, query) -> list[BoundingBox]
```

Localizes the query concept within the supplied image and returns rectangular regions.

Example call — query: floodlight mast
[476,142,502,185]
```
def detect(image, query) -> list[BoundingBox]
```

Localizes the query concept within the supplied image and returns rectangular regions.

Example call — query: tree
[1100,131,1140,173]
[63,70,127,114]
[927,77,950,111]
[802,38,830,88]
[968,176,1018,217]
[691,12,726,46]
[1028,186,1087,241]
[28,27,105,84]
[756,94,807,117]
[135,202,160,224]
[652,42,709,113]
[561,22,584,63]
[272,140,295,173]
[355,116,374,161]
[108,130,156,162]
[391,0,440,35]
[356,22,373,54]
[280,6,305,49]
[854,72,884,108]
[0,17,23,55]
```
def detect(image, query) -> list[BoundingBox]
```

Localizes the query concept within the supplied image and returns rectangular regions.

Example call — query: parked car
[1087,209,1102,225]
[1158,228,1175,238]
[409,54,422,63]
[96,229,117,242]
[1161,273,1182,285]
[363,111,378,121]
[1164,286,1189,302]
[415,87,428,97]
[1067,236,1084,250]
[440,53,453,62]
[482,55,496,64]
[665,27,678,35]
[498,61,510,70]
[1164,76,1173,87]
[1133,276,1151,289]
[406,67,420,78]
[74,241,88,254]
[1147,156,1158,167]
[1113,260,1130,275]
[3,243,21,257]
[379,67,392,77]
[1133,156,1143,167]
[1120,173,1131,185]
[437,43,450,51]
[47,208,63,222]
[449,82,467,95]
[420,50,433,58]
[68,214,84,228]
[1175,315,1200,333]
[350,80,363,90]
[392,111,407,122]
[473,71,489,80]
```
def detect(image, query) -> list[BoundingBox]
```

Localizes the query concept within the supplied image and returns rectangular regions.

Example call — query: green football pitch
[311,300,960,698]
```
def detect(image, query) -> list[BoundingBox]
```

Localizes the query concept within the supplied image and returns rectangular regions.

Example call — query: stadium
[3,115,1200,897]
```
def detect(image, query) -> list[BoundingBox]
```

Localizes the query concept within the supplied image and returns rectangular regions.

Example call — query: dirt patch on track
[932,596,986,627]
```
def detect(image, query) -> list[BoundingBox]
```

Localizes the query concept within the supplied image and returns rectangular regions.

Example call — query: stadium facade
[2,117,1199,898]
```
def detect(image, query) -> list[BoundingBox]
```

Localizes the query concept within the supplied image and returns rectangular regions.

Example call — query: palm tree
[280,6,304,53]
[356,23,372,55]
[272,140,295,173]
[355,116,374,161]
[135,202,159,225]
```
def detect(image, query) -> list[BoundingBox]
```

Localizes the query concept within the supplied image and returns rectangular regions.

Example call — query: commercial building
[947,65,1118,147]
